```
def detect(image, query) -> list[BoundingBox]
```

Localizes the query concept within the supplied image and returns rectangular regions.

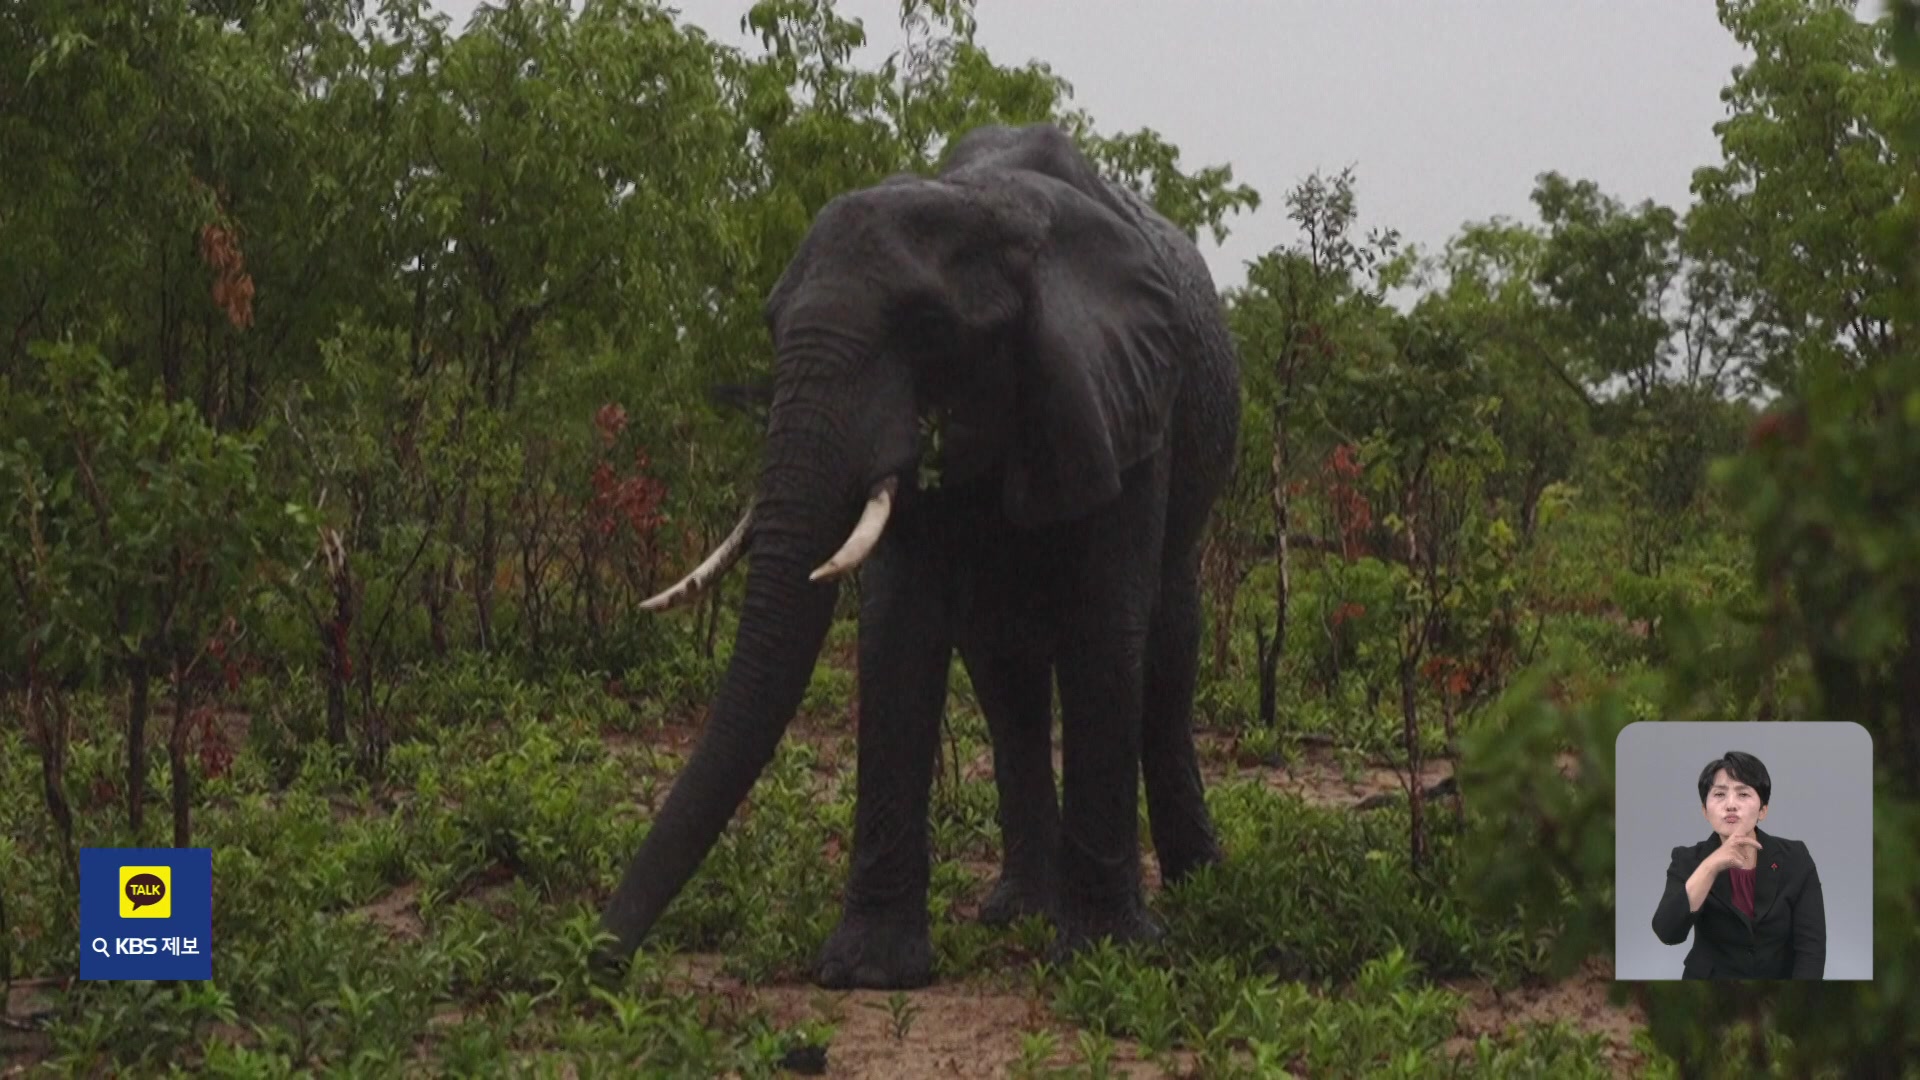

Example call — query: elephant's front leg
[814,532,952,990]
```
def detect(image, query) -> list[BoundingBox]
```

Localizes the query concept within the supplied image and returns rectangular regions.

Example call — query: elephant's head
[597,124,1184,959]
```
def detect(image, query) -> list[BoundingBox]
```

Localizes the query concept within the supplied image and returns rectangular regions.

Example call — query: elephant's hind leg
[1050,460,1167,957]
[959,645,1060,925]
[1141,549,1222,885]
[1053,609,1161,956]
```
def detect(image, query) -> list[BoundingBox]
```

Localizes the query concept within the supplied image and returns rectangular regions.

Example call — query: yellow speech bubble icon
[119,865,172,919]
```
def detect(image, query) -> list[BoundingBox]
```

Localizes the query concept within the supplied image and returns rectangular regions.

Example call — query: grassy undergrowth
[0,659,1664,1078]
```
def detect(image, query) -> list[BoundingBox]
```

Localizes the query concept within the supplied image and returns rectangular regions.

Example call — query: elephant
[596,122,1241,989]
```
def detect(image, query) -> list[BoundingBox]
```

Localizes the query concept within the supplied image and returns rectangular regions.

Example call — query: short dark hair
[1698,751,1771,807]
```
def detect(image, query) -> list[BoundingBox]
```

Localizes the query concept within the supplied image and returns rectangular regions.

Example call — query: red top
[1729,866,1757,918]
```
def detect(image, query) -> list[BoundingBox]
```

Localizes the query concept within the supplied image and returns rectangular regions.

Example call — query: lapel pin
[1771,863,1778,870]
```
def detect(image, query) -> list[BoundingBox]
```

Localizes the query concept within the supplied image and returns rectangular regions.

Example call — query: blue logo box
[79,847,213,981]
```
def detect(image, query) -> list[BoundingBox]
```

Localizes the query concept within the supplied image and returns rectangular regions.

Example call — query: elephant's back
[1104,181,1242,547]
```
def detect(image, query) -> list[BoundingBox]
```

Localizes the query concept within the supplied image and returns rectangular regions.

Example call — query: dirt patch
[1599,609,1653,640]
[1196,735,1586,809]
[353,882,425,940]
[659,952,1647,1078]
[1198,737,1457,810]
[603,728,689,758]
[663,955,1187,1078]
[1,1036,52,1077]
[1442,956,1646,1077]
[635,683,1590,821]
[4,977,60,1021]
[607,712,856,774]
[2,978,61,1076]
[1271,754,1455,809]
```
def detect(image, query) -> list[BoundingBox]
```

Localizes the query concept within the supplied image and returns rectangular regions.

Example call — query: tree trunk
[1254,619,1270,720]
[420,483,450,658]
[428,487,466,657]
[475,494,497,652]
[1899,584,1920,796]
[358,648,386,775]
[127,653,150,837]
[1324,612,1343,702]
[1519,461,1549,541]
[1259,410,1291,729]
[158,247,181,401]
[1211,575,1239,678]
[31,686,76,883]
[324,642,349,748]
[425,562,450,656]
[1201,524,1246,679]
[169,657,194,848]
[322,528,353,747]
[581,528,603,648]
[1401,652,1427,871]
[521,524,545,660]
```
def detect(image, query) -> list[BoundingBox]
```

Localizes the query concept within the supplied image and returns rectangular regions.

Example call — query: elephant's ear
[1002,173,1183,528]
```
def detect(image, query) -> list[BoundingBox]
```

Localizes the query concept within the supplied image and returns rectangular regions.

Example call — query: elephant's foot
[1049,894,1163,964]
[587,941,631,986]
[1155,840,1222,888]
[978,871,1057,927]
[814,907,934,990]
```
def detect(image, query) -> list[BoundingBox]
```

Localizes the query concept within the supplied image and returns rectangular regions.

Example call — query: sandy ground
[665,954,1187,1079]
[645,949,1645,1079]
[1443,956,1647,1078]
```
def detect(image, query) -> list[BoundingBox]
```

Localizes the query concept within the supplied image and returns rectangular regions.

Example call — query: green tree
[1527,173,1749,577]
[1425,218,1591,539]
[1462,5,1920,1072]
[1225,167,1404,728]
[1318,309,1512,867]
[1,343,301,846]
[1532,174,1688,400]
[1688,0,1920,394]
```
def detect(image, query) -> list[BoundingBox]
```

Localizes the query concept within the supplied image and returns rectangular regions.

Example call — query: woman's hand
[1708,831,1762,872]
[1685,832,1762,911]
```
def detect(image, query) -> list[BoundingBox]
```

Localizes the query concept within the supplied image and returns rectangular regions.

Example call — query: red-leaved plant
[581,404,670,628]
[1324,443,1373,561]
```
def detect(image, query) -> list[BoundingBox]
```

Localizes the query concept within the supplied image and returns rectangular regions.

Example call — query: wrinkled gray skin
[597,123,1240,989]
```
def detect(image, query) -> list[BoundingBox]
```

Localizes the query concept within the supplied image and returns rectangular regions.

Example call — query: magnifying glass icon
[90,937,110,957]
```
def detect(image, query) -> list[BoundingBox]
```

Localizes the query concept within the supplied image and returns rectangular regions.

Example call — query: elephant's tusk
[639,509,753,612]
[809,477,897,582]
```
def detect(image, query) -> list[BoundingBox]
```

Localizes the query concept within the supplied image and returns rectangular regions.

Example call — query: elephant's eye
[900,303,952,340]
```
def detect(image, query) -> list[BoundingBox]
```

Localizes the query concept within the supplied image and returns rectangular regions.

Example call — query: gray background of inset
[1614,721,1873,980]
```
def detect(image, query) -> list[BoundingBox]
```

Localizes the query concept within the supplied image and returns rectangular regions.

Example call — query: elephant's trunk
[597,360,866,959]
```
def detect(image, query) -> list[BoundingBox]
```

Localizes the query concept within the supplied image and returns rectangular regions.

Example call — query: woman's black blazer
[1651,826,1826,979]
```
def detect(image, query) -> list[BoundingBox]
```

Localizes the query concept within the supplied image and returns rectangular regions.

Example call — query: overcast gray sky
[425,1,1878,292]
